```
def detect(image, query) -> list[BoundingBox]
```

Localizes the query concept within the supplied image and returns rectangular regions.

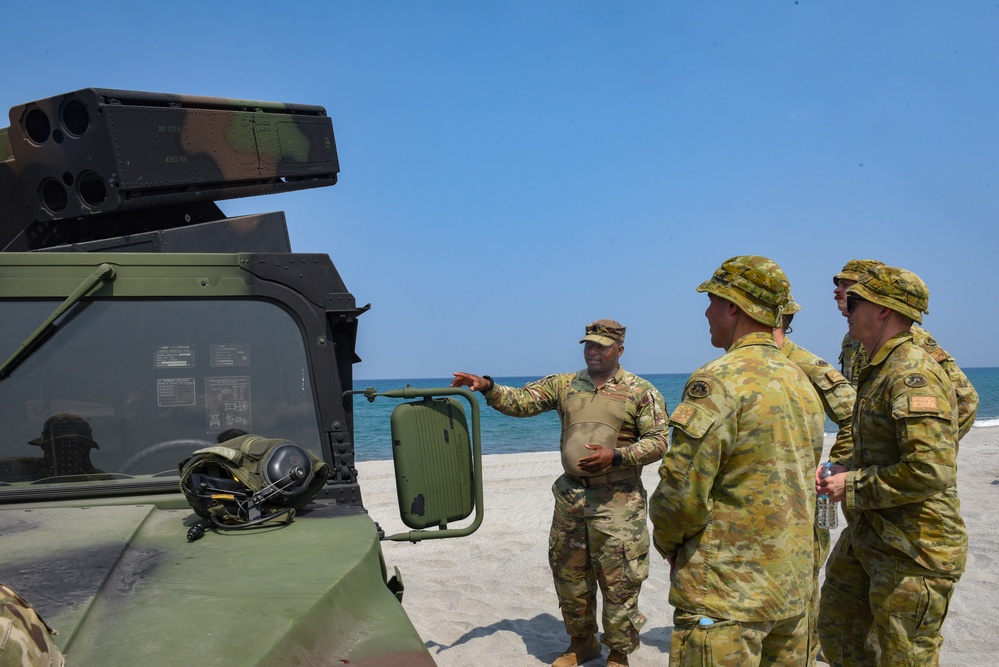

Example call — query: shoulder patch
[924,337,938,346]
[686,381,710,399]
[909,396,939,412]
[671,403,697,425]
[815,359,829,367]
[904,374,928,388]
[928,348,948,363]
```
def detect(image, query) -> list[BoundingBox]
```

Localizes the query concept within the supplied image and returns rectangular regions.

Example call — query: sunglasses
[846,295,867,313]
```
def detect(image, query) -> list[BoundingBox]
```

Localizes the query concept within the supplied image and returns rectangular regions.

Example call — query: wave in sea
[974,418,999,429]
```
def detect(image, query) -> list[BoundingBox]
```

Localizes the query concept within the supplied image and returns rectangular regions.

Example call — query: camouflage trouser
[0,583,65,667]
[818,521,958,666]
[669,609,808,666]
[808,525,832,666]
[549,473,650,653]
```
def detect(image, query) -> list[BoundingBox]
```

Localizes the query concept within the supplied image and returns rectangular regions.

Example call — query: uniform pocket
[887,572,954,639]
[624,530,651,583]
[672,617,742,667]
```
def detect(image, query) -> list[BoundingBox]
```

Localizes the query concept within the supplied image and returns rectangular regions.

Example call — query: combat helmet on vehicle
[0,88,482,666]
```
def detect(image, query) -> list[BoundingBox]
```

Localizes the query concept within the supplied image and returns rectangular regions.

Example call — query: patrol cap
[29,413,99,449]
[579,319,626,346]
[697,255,791,327]
[834,259,884,286]
[846,265,929,324]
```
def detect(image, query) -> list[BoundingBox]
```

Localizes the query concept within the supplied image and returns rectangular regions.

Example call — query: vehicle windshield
[0,298,322,492]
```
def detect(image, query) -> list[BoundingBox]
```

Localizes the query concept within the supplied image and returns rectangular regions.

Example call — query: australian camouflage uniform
[834,259,977,441]
[820,266,967,666]
[779,337,856,666]
[820,330,966,665]
[841,327,978,440]
[484,367,668,654]
[650,255,826,666]
[652,332,825,666]
[0,583,64,667]
[780,338,855,464]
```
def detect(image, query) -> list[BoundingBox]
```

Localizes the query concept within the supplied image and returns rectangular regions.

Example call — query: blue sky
[5,2,997,379]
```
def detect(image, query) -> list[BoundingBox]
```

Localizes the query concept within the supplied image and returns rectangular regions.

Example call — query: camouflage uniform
[485,362,668,654]
[834,260,978,441]
[0,583,64,667]
[819,267,967,667]
[779,334,855,665]
[842,327,978,440]
[780,338,854,464]
[838,332,864,386]
[651,256,825,666]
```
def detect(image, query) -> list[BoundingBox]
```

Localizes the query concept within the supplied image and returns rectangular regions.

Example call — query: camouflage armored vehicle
[0,89,482,666]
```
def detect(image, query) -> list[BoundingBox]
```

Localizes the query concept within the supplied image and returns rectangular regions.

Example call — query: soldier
[650,256,825,666]
[832,259,883,386]
[0,582,65,667]
[2,413,106,481]
[817,266,966,666]
[833,259,978,441]
[451,319,668,667]
[773,296,856,666]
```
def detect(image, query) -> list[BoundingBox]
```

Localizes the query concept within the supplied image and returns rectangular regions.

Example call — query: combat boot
[552,635,601,667]
[606,649,629,667]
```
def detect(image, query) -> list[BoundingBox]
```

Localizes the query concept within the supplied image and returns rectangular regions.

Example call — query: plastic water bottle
[817,462,838,530]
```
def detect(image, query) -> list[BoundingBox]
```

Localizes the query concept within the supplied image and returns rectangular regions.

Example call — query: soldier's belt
[566,467,641,488]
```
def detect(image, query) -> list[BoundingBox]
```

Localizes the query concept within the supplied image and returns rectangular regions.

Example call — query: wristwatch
[612,449,623,467]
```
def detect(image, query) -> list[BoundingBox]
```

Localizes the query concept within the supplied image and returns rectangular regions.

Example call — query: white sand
[357,427,999,666]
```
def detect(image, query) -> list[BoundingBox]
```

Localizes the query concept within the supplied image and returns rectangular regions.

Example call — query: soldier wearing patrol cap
[650,256,825,666]
[832,259,977,445]
[817,266,967,666]
[452,320,668,667]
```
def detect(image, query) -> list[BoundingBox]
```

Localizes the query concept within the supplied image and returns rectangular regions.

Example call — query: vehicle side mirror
[351,385,482,542]
[391,396,473,529]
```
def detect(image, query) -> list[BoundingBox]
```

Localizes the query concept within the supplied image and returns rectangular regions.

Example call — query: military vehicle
[0,88,483,665]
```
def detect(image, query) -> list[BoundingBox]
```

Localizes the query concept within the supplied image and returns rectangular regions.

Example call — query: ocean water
[351,367,999,461]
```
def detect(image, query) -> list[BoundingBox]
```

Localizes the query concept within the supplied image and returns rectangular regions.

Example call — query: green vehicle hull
[3,499,434,666]
[0,89,481,666]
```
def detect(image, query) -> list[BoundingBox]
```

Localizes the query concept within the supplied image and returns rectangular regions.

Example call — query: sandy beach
[357,427,998,666]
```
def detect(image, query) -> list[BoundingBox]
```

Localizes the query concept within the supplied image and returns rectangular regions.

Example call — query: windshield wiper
[0,263,116,381]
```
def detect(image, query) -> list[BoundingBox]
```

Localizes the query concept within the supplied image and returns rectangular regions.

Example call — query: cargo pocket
[672,618,742,667]
[886,572,953,639]
[624,530,650,584]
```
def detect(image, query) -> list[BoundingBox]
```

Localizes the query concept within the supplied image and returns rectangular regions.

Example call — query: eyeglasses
[846,295,867,313]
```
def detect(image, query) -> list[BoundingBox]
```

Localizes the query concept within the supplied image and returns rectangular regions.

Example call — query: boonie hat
[29,413,99,449]
[785,295,802,315]
[846,265,929,324]
[834,259,884,286]
[580,319,626,346]
[697,255,791,327]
